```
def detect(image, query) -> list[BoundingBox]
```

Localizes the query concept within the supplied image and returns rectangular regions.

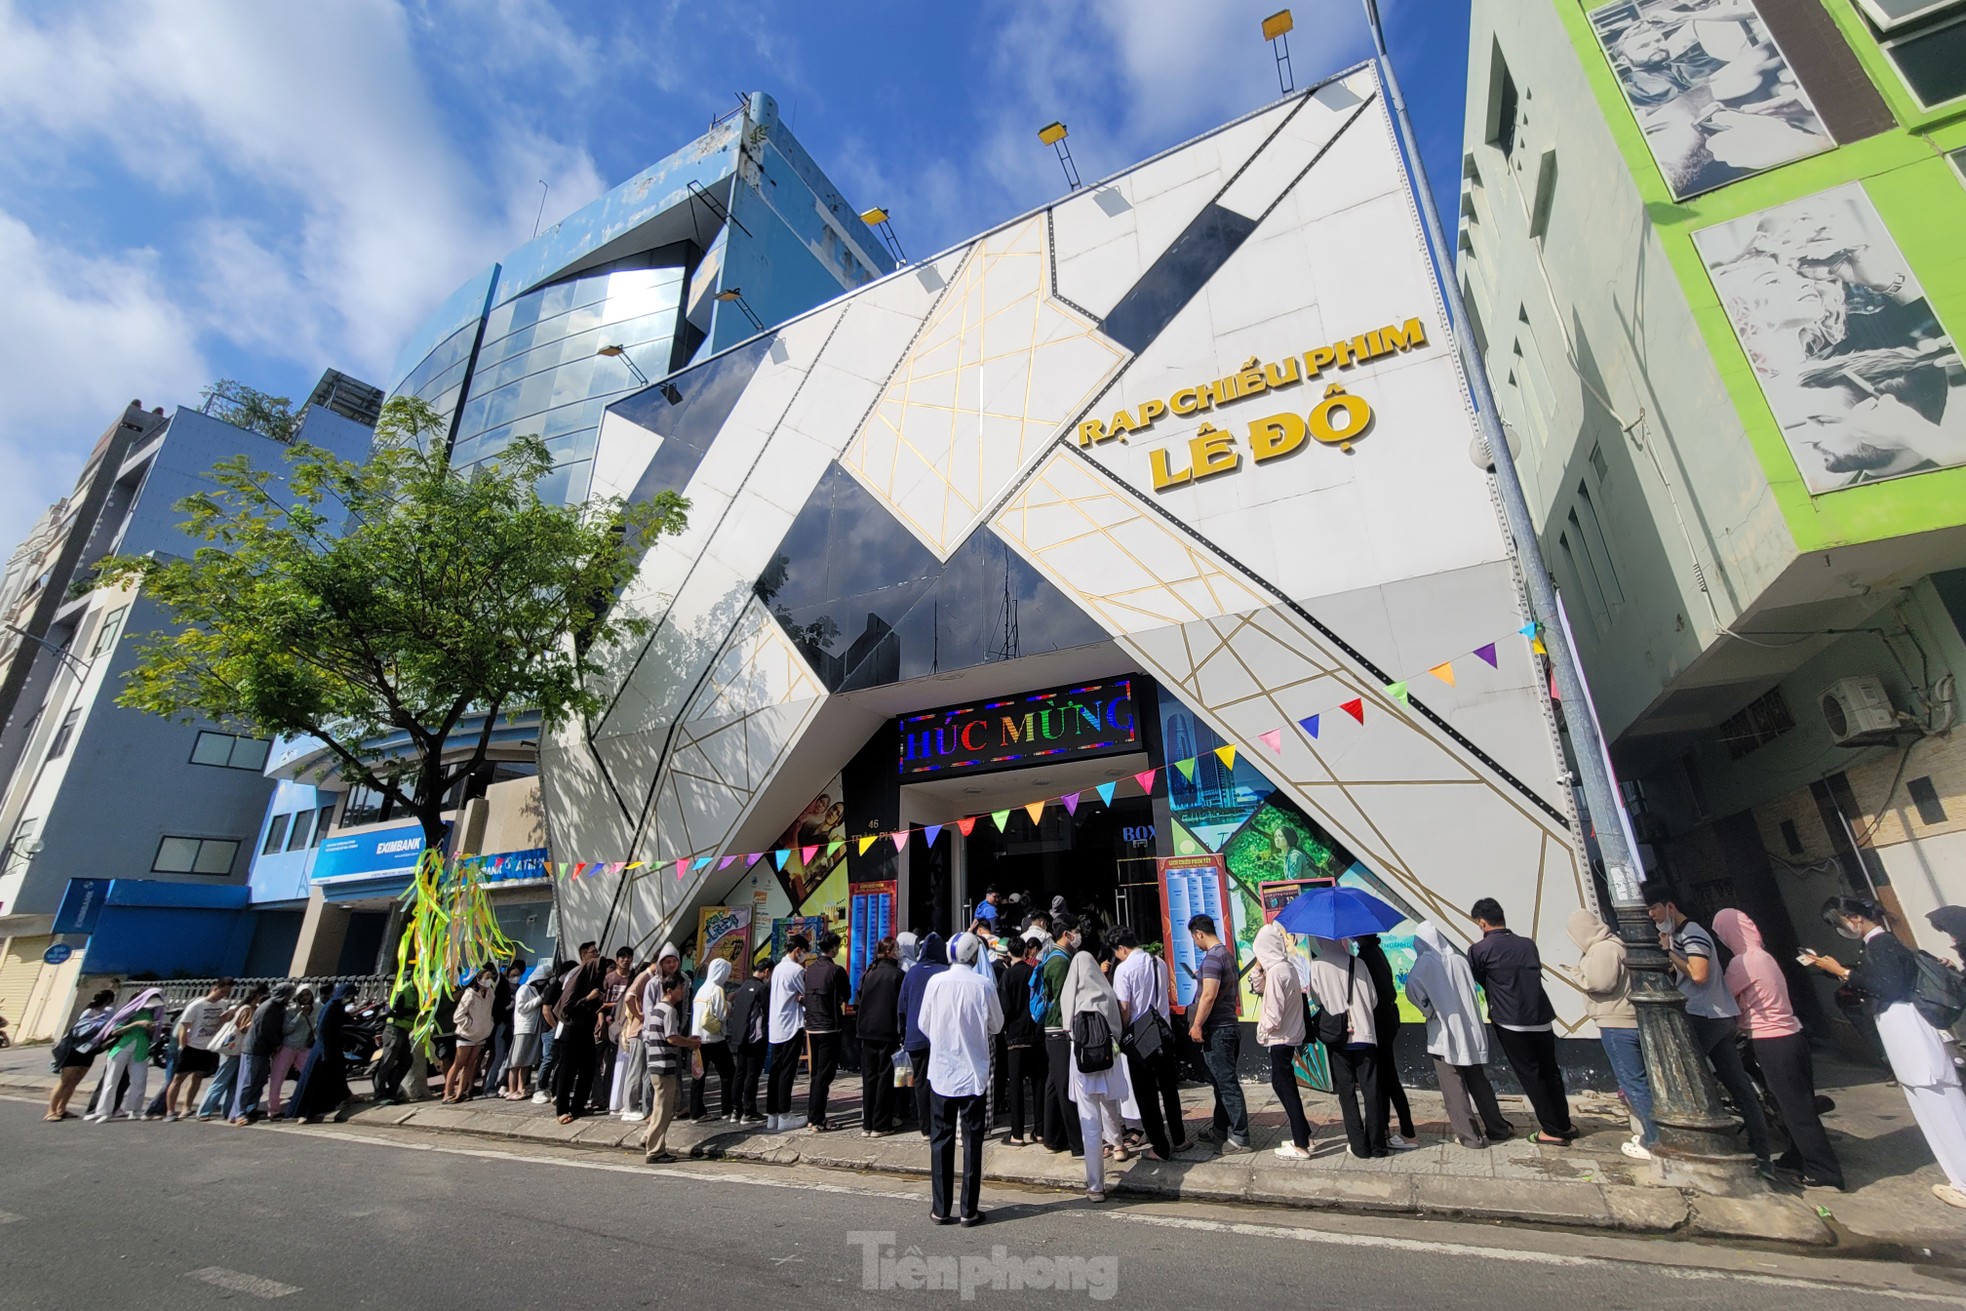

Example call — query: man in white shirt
[166,979,234,1121]
[1111,928,1186,1157]
[765,936,810,1132]
[919,932,1004,1226]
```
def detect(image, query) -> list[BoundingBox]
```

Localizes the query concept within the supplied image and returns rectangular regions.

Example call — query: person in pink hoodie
[1713,909,1843,1190]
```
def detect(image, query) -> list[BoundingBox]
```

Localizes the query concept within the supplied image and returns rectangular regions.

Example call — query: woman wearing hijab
[446,967,496,1103]
[1061,946,1134,1201]
[1564,910,1654,1160]
[1713,909,1842,1190]
[1931,906,1966,964]
[288,984,356,1123]
[1406,924,1513,1149]
[87,988,165,1122]
[197,990,265,1121]
[268,987,317,1118]
[232,985,290,1123]
[1806,896,1966,1210]
[898,933,948,1137]
[691,957,735,1120]
[1354,934,1418,1149]
[1250,922,1314,1159]
[1308,936,1387,1158]
[857,937,905,1136]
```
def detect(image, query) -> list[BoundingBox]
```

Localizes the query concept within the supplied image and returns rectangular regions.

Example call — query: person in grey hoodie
[1565,908,1655,1160]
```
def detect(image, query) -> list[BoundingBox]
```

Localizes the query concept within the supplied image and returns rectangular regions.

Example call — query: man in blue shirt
[974,887,1002,928]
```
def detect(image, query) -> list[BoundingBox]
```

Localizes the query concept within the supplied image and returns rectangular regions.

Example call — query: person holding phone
[1804,896,1966,1210]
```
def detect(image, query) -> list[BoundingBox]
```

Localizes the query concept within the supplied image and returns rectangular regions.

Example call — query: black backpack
[1911,951,1966,1030]
[1071,1008,1115,1073]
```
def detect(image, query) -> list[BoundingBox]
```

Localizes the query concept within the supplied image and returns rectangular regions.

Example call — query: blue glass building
[389,92,894,503]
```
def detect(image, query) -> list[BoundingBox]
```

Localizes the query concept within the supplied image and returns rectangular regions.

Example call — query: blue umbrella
[1274,886,1407,940]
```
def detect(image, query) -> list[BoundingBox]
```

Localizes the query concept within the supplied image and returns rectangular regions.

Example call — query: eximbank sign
[899,679,1139,777]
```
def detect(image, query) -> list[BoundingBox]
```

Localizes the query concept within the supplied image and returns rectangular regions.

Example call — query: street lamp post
[1358,0,1760,1194]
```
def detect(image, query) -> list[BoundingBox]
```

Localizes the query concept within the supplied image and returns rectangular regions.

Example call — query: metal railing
[114,975,389,1011]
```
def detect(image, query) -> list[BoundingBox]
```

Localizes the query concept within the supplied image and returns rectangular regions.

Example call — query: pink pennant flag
[1133,768,1157,794]
[891,829,909,850]
[1474,642,1498,668]
[801,843,818,865]
[1062,792,1080,816]
[1259,728,1283,754]
[674,858,689,880]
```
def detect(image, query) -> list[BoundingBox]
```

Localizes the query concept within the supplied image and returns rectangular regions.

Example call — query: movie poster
[696,905,752,972]
[1588,0,1832,200]
[1693,182,1963,493]
[773,775,849,910]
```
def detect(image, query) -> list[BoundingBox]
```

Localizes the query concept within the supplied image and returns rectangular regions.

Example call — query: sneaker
[164,1112,180,1123]
[620,1111,646,1123]
[644,1151,675,1165]
[1086,1189,1106,1203]
[1274,1143,1312,1160]
[1220,1136,1251,1155]
[1934,1184,1966,1210]
[530,1091,549,1105]
[1389,1135,1419,1151]
[1620,1138,1653,1161]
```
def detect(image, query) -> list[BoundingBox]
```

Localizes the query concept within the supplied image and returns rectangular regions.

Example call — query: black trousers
[1753,1031,1843,1186]
[1268,1045,1313,1150]
[1004,1043,1047,1140]
[1690,1013,1772,1160]
[1373,1015,1415,1138]
[691,1040,735,1119]
[807,1032,842,1126]
[1492,1026,1574,1139]
[731,1038,766,1117]
[907,1046,933,1135]
[1325,1040,1387,1156]
[929,1091,987,1220]
[480,1022,512,1094]
[1121,1045,1175,1159]
[592,1038,617,1109]
[860,1039,899,1131]
[1042,1031,1083,1154]
[767,1035,803,1115]
[373,1027,412,1102]
[553,1028,597,1119]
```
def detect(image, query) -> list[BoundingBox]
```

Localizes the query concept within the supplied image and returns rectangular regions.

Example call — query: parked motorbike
[344,998,387,1080]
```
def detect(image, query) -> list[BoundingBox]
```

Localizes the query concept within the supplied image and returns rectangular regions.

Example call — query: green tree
[98,396,687,851]
[199,379,299,443]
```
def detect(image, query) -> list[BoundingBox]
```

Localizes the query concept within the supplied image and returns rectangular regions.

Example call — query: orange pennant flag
[1429,661,1456,686]
[1024,799,1046,825]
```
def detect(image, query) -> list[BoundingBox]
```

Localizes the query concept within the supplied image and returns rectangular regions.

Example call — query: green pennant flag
[1387,681,1409,703]
[990,809,1012,833]
[1174,757,1197,782]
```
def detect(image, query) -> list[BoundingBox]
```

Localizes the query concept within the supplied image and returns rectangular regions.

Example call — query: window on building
[312,804,336,846]
[1779,818,1805,856]
[1874,6,1966,108]
[153,836,240,875]
[47,707,80,760]
[285,808,316,852]
[190,731,273,771]
[261,813,292,856]
[4,817,38,874]
[1589,443,1609,485]
[1855,0,1965,35]
[1951,146,1966,186]
[1718,687,1797,759]
[1907,775,1948,825]
[90,606,127,659]
[340,785,393,828]
[1557,531,1609,626]
[1492,59,1520,159]
[1571,484,1624,607]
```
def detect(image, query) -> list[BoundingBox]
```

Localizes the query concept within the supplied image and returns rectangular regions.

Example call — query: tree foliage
[199,379,299,443]
[98,396,687,847]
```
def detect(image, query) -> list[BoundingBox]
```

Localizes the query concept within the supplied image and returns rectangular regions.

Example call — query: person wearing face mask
[691,957,735,1121]
[897,932,948,1137]
[1804,896,1966,1210]
[1308,935,1386,1158]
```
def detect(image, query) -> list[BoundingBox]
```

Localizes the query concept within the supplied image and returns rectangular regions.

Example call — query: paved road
[1,1097,1960,1310]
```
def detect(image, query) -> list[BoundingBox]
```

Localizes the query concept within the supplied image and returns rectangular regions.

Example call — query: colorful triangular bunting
[1299,713,1320,739]
[1531,636,1547,656]
[1259,728,1282,754]
[1095,781,1116,806]
[890,829,908,850]
[1340,698,1365,723]
[772,849,789,870]
[1174,758,1197,782]
[955,817,978,837]
[1213,744,1236,770]
[1428,661,1455,686]
[858,835,877,856]
[674,858,689,880]
[801,844,818,865]
[717,855,735,870]
[990,809,1011,833]
[1474,642,1498,668]
[1386,681,1409,703]
[1023,800,1045,825]
[1133,768,1157,794]
[1062,792,1079,816]
[924,824,943,847]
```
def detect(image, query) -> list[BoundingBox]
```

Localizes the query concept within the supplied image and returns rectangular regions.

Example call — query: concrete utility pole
[1359,0,1760,1194]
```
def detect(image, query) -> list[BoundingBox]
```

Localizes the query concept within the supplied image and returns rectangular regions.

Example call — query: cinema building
[546,65,1599,1031]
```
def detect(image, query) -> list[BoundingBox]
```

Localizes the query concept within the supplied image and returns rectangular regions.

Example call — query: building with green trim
[1460,0,1966,1016]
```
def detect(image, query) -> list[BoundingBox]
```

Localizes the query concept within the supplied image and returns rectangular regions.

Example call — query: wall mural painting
[1693,181,1964,494]
[1588,0,1833,201]
[1159,698,1424,1020]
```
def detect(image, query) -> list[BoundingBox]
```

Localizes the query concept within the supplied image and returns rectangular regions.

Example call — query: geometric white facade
[547,66,1596,1029]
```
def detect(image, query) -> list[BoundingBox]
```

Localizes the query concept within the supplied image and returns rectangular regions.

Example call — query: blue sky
[0,0,1471,550]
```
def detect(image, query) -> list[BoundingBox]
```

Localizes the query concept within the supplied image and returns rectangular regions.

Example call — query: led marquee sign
[898,678,1139,778]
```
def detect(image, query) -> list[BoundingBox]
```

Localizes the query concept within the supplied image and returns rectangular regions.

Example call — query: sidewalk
[5,1042,1958,1258]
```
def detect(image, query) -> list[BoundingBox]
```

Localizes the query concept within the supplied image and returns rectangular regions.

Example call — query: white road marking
[1105,1213,1965,1305]
[0,1211,21,1224]
[184,1267,300,1299]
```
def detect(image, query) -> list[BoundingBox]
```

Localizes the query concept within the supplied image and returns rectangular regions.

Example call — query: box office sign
[898,678,1140,777]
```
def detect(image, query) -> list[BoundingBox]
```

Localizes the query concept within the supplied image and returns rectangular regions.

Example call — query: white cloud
[0,0,609,548]
[0,210,207,546]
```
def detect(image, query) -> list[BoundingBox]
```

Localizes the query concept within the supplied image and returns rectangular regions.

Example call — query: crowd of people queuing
[39,882,1966,1214]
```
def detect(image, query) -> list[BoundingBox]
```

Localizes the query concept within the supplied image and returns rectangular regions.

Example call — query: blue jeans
[1200,1025,1248,1143]
[1599,1025,1656,1144]
[199,1055,241,1118]
[232,1053,271,1121]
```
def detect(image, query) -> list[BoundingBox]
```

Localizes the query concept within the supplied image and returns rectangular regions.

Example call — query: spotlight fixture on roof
[1262,10,1295,95]
[1038,122,1081,190]
[714,287,766,332]
[859,207,907,265]
[594,343,650,387]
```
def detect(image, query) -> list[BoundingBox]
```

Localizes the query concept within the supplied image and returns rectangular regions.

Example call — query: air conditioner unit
[1820,675,1899,747]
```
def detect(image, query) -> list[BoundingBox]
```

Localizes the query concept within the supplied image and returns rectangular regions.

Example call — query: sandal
[1533,1132,1568,1147]
[558,1114,576,1125]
